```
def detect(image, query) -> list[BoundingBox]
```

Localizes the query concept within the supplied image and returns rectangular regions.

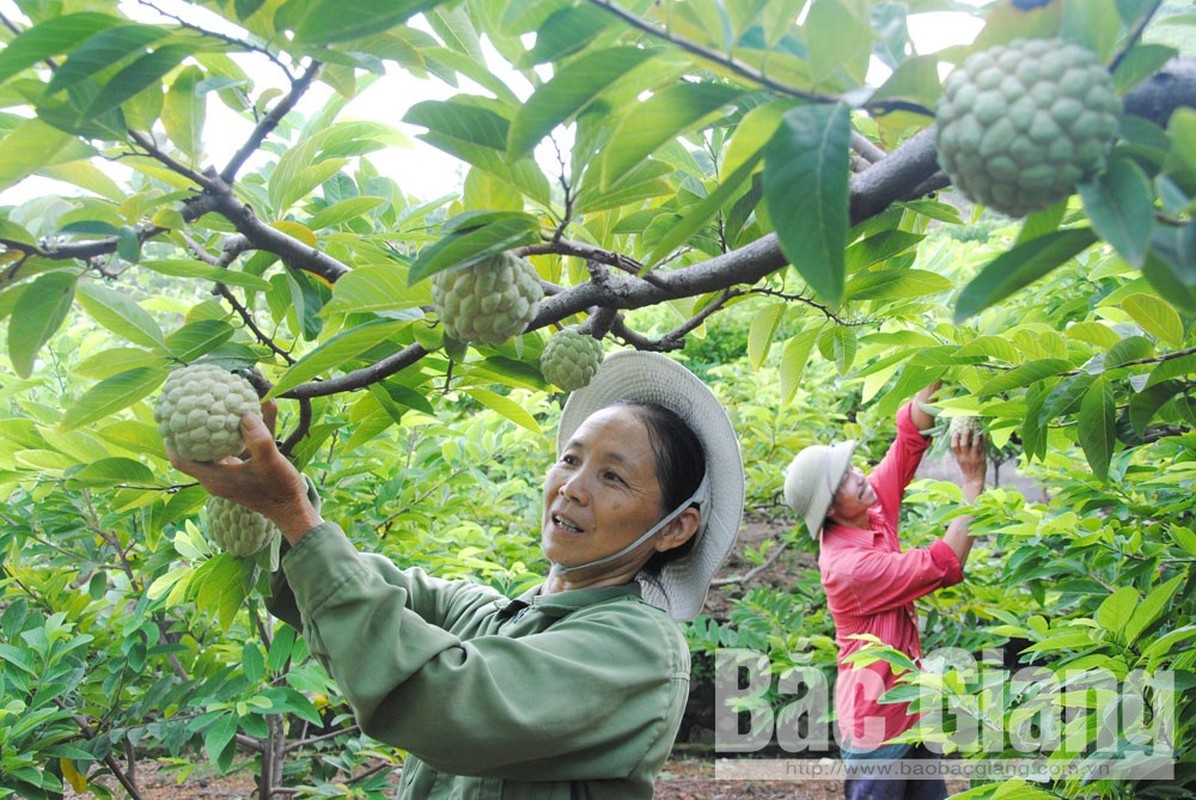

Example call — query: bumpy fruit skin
[205,495,278,557]
[540,328,604,391]
[935,38,1121,217]
[154,364,260,462]
[948,415,985,436]
[431,253,543,345]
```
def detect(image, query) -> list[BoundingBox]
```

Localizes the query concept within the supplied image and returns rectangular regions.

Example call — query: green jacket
[266,522,691,799]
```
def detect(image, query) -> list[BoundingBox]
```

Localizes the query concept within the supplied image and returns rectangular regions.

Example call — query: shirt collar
[530,582,643,618]
[823,522,880,548]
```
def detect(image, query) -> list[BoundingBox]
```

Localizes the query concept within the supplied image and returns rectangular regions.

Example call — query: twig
[136,0,295,79]
[128,130,217,190]
[711,542,789,587]
[751,286,855,326]
[279,397,313,456]
[1109,0,1165,74]
[215,283,298,364]
[221,60,321,183]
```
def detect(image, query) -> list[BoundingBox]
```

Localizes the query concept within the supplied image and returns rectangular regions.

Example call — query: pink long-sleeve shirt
[819,402,964,751]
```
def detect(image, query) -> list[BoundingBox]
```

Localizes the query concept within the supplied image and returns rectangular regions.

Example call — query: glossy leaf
[1078,376,1116,480]
[408,213,541,285]
[59,366,167,431]
[1125,575,1185,646]
[1095,585,1138,637]
[85,44,194,118]
[287,0,443,45]
[8,271,77,379]
[164,320,236,362]
[764,102,851,305]
[1129,379,1185,434]
[979,359,1073,396]
[598,83,744,190]
[138,259,272,291]
[1078,158,1155,268]
[522,5,614,66]
[1123,293,1184,346]
[45,24,169,96]
[955,228,1098,321]
[76,280,164,349]
[0,12,122,86]
[747,302,785,369]
[507,46,659,160]
[324,264,432,315]
[779,327,820,405]
[463,387,541,434]
[266,320,409,398]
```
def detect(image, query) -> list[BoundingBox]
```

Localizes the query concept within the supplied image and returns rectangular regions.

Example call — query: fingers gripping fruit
[430,253,544,345]
[540,328,604,391]
[154,364,260,462]
[935,38,1121,217]
[204,495,279,557]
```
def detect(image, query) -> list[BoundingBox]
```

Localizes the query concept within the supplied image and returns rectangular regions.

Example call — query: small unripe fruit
[154,364,260,462]
[430,253,543,345]
[205,495,278,557]
[935,38,1120,217]
[948,415,985,436]
[540,328,604,391]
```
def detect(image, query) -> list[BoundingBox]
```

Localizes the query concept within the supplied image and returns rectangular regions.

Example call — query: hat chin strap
[550,473,710,577]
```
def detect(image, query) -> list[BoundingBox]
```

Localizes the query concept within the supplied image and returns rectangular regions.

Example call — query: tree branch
[221,60,322,184]
[135,0,295,80]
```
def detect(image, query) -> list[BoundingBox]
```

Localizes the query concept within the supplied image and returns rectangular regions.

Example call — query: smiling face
[542,405,680,581]
[827,463,877,524]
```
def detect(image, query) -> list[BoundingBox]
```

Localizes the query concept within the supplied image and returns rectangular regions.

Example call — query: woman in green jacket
[171,350,744,799]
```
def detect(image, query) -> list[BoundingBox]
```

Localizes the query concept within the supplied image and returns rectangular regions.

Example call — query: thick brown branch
[281,343,429,399]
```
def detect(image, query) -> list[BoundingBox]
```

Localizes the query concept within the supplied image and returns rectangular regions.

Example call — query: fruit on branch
[430,253,543,345]
[154,364,260,462]
[204,495,278,557]
[935,37,1121,217]
[540,328,604,391]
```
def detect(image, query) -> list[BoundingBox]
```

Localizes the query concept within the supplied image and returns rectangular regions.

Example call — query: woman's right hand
[169,412,323,543]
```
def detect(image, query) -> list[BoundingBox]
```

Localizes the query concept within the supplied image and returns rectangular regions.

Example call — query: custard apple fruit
[154,364,260,462]
[948,415,986,436]
[935,38,1121,217]
[541,328,604,391]
[204,495,278,557]
[431,253,543,345]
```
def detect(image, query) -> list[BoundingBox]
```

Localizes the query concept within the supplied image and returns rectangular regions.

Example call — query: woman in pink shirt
[783,382,988,800]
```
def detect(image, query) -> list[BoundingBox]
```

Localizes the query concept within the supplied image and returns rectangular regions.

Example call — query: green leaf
[1078,158,1155,268]
[1095,585,1139,637]
[408,213,541,285]
[645,145,764,267]
[324,264,431,316]
[462,387,541,434]
[162,66,205,163]
[85,43,194,119]
[138,259,272,291]
[287,0,442,45]
[747,302,785,369]
[507,46,659,160]
[0,119,90,191]
[522,5,615,66]
[764,102,851,305]
[1122,293,1184,346]
[45,23,169,96]
[117,225,141,263]
[60,366,167,431]
[955,228,1098,321]
[165,320,236,362]
[307,197,386,230]
[1078,376,1116,480]
[8,271,77,379]
[1125,575,1184,646]
[76,280,164,349]
[845,269,951,302]
[1142,222,1196,313]
[267,625,296,673]
[779,327,819,405]
[1129,379,1185,434]
[806,0,872,88]
[267,320,409,398]
[979,359,1073,396]
[64,457,156,487]
[598,83,744,189]
[0,12,122,86]
[203,714,238,765]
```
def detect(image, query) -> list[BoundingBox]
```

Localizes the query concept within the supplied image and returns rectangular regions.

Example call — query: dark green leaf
[1078,376,1116,480]
[1021,380,1051,461]
[117,226,141,263]
[507,46,658,159]
[764,102,851,305]
[235,0,266,20]
[1113,43,1180,93]
[64,457,156,487]
[1105,334,1154,368]
[955,228,1098,321]
[408,213,541,285]
[1142,222,1196,313]
[8,270,77,379]
[0,12,121,86]
[1078,158,1155,267]
[60,367,167,430]
[58,220,120,236]
[1129,380,1185,434]
[203,714,238,765]
[165,320,236,362]
[845,230,924,272]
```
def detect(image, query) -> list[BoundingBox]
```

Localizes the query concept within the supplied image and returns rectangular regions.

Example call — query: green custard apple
[541,328,604,391]
[431,252,543,345]
[204,495,278,557]
[154,364,260,462]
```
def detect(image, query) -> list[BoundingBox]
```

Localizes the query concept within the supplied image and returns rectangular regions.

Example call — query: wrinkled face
[829,463,876,521]
[542,406,669,573]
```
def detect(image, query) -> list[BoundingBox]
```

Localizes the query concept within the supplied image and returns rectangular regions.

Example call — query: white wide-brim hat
[558,350,745,621]
[783,440,856,538]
